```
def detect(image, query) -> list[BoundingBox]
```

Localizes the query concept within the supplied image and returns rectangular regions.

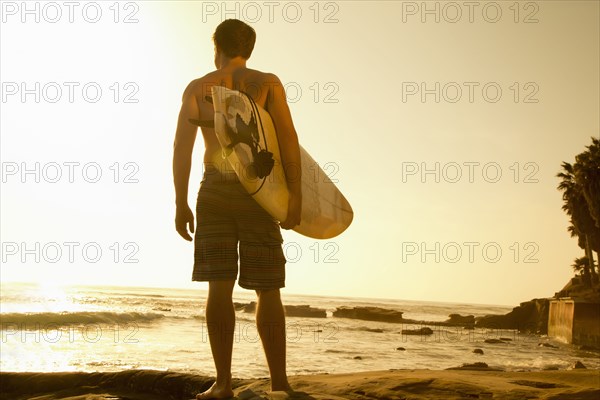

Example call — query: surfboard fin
[188,119,215,128]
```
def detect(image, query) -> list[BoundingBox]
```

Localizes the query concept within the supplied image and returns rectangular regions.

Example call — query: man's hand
[175,205,195,241]
[280,193,302,230]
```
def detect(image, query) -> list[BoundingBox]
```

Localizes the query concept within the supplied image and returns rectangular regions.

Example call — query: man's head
[213,19,256,60]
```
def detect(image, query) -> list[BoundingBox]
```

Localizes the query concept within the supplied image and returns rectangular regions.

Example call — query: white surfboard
[201,86,353,239]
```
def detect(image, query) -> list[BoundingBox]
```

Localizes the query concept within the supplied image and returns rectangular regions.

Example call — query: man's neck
[219,56,247,69]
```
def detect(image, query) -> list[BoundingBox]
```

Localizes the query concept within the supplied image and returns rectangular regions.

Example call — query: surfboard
[192,86,353,239]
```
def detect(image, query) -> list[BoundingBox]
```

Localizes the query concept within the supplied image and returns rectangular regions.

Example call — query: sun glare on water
[1,282,84,314]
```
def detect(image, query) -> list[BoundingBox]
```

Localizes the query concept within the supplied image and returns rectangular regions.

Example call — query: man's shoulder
[247,68,277,77]
[187,71,219,88]
[252,70,281,84]
[181,72,219,99]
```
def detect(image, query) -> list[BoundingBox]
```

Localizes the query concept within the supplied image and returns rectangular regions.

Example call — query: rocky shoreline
[330,300,552,334]
[475,298,550,333]
[232,299,554,335]
[2,368,599,400]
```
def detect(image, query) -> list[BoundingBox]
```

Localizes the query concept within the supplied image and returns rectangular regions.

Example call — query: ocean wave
[91,292,167,298]
[0,311,165,327]
[191,314,256,323]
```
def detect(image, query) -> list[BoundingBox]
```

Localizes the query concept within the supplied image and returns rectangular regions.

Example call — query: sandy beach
[2,368,599,400]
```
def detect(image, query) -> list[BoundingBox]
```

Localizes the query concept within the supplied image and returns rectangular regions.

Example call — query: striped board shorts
[192,165,286,290]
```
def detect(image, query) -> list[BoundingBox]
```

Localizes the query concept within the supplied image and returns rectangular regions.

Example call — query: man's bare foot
[196,381,234,399]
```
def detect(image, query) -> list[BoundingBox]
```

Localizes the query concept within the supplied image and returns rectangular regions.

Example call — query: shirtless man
[172,19,302,398]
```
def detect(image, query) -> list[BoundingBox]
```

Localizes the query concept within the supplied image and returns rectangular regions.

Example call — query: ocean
[1,283,598,378]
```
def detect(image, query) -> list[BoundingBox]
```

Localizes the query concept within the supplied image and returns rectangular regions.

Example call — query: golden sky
[1,1,599,305]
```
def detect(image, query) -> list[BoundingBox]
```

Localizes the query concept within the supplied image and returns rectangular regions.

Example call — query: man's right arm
[172,81,200,241]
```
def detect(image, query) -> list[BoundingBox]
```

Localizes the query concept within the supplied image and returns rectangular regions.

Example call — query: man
[172,19,302,398]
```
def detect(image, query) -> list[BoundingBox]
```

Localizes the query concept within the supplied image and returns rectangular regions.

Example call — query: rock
[399,315,474,328]
[484,339,506,344]
[445,314,475,326]
[396,347,406,351]
[569,361,587,369]
[511,380,556,388]
[0,370,237,398]
[333,306,404,323]
[244,302,327,317]
[284,305,327,318]
[473,348,484,355]
[475,298,549,334]
[238,388,261,400]
[446,362,504,371]
[465,362,490,369]
[401,327,433,335]
[243,302,256,313]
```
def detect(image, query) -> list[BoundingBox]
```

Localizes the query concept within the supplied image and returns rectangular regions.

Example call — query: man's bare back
[181,64,296,174]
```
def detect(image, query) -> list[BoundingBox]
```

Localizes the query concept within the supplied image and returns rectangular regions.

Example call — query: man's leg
[255,288,292,391]
[197,280,236,399]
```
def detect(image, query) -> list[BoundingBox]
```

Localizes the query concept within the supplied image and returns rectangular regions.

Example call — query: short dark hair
[213,19,256,59]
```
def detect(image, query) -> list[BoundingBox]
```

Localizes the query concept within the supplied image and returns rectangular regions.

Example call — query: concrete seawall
[548,299,600,349]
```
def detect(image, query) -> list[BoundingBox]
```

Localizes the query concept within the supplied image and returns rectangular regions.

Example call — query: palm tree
[575,137,600,228]
[571,256,594,287]
[557,160,599,285]
[575,137,600,285]
[571,256,589,274]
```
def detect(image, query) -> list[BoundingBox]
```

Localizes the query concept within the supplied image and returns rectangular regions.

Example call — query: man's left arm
[265,74,302,229]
